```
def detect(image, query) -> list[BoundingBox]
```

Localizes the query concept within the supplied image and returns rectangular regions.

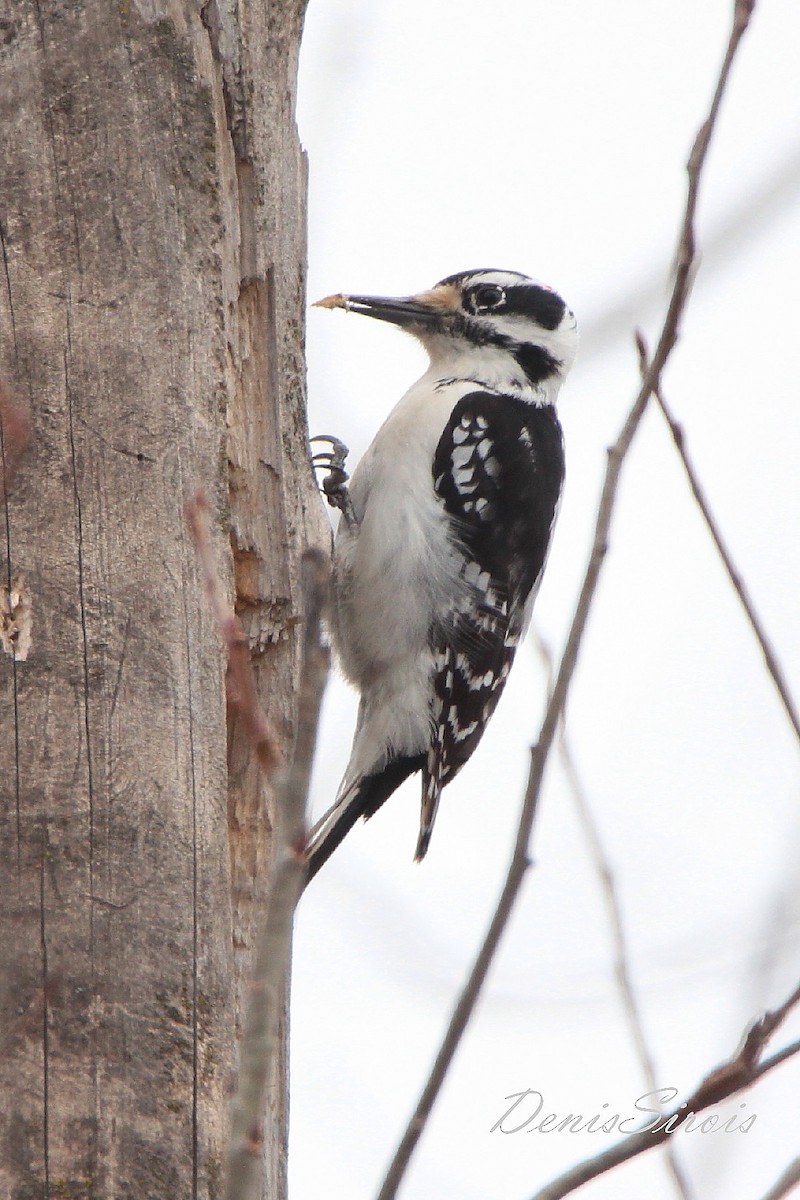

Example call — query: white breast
[335,374,479,696]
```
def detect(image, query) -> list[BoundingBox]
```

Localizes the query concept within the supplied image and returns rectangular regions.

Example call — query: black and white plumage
[308,269,577,879]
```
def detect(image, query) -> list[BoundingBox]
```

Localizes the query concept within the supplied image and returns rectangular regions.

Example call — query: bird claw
[311,433,350,496]
[310,435,358,527]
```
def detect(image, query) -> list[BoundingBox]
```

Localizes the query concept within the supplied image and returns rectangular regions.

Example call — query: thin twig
[375,4,756,1196]
[223,548,329,1200]
[759,1156,800,1200]
[186,494,330,1200]
[578,145,800,367]
[634,336,800,744]
[375,789,547,1200]
[533,631,694,1200]
[529,981,800,1200]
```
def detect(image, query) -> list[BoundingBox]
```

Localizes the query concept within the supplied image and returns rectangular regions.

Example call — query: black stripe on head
[456,317,562,385]
[504,285,566,330]
[438,274,567,333]
[510,341,562,385]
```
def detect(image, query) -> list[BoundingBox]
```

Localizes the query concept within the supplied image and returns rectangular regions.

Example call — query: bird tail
[414,751,445,862]
[305,754,425,881]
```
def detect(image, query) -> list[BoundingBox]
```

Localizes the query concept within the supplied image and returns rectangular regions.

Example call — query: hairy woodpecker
[308,269,577,879]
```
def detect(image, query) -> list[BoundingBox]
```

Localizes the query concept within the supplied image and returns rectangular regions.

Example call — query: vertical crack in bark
[1,223,23,871]
[64,321,99,1185]
[172,411,202,1194]
[108,613,131,721]
[186,597,201,1200]
[0,221,17,349]
[31,1,63,212]
[199,0,248,160]
[178,483,202,1200]
[31,1,102,1181]
[8,641,21,874]
[39,818,51,1198]
[64,332,96,868]
[32,0,85,282]
[0,415,22,870]
[23,24,83,1174]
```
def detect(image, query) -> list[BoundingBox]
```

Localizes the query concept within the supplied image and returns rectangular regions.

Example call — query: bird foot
[310,435,358,527]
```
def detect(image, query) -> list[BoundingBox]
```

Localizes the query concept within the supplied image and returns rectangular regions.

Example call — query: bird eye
[467,284,506,314]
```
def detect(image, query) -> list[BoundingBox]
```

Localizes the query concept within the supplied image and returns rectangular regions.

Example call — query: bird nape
[307,269,578,880]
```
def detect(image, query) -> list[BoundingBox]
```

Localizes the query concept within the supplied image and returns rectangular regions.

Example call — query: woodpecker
[307,269,577,879]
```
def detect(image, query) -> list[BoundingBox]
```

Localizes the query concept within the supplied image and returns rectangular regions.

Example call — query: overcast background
[289,3,800,1197]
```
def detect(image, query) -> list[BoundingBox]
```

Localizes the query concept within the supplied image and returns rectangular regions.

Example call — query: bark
[0,1,321,1197]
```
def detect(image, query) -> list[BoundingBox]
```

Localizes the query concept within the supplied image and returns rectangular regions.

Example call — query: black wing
[417,390,565,858]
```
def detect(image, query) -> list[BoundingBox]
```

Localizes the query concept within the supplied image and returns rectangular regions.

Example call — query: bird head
[314,268,578,395]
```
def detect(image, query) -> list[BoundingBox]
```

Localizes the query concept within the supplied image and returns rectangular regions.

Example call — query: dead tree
[0,1,321,1196]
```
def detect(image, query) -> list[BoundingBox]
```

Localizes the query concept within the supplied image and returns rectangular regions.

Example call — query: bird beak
[313,283,460,328]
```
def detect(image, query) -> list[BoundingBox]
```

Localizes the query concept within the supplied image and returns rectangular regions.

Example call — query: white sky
[290,3,800,1198]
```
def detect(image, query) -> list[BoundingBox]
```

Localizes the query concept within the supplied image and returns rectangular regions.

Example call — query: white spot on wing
[451,445,474,468]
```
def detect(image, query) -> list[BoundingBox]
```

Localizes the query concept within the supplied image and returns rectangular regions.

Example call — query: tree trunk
[0,1,320,1197]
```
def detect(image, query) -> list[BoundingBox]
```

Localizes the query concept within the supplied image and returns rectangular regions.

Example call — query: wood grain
[0,1,323,1196]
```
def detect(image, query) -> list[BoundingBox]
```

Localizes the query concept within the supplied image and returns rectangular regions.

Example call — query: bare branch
[529,981,800,1200]
[533,630,693,1200]
[283,548,331,854]
[186,494,330,1200]
[222,547,329,1200]
[578,145,800,366]
[759,1156,800,1200]
[635,337,800,744]
[375,788,546,1200]
[374,4,757,1196]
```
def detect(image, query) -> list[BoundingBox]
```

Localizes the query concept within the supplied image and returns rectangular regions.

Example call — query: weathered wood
[0,1,320,1196]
